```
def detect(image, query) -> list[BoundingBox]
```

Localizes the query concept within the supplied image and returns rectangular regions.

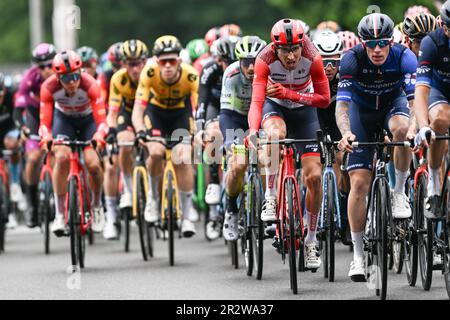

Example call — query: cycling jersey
[39,73,108,140]
[193,53,214,74]
[416,28,450,104]
[135,62,199,110]
[97,70,114,110]
[198,60,223,121]
[108,68,138,113]
[317,76,341,141]
[248,38,330,132]
[337,43,417,109]
[220,61,252,115]
[15,66,45,109]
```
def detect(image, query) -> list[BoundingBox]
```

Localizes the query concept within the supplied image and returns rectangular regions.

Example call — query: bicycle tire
[393,227,404,274]
[123,207,131,252]
[417,175,433,290]
[135,169,149,261]
[250,175,264,280]
[0,176,7,253]
[442,175,450,298]
[374,180,388,300]
[241,190,253,276]
[230,240,239,269]
[326,173,336,282]
[68,178,80,270]
[286,179,298,294]
[167,171,175,266]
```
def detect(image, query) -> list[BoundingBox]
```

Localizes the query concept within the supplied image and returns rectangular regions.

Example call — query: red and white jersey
[39,73,107,138]
[248,37,330,131]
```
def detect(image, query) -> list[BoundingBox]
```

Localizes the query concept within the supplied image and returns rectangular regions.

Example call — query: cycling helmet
[403,13,437,39]
[215,35,241,62]
[271,18,306,46]
[440,0,450,27]
[220,24,243,37]
[186,39,209,62]
[313,30,344,56]
[358,13,394,40]
[153,35,182,57]
[404,5,432,19]
[121,39,149,60]
[298,20,311,37]
[52,51,82,74]
[337,31,361,52]
[32,43,57,64]
[76,46,98,64]
[235,36,267,59]
[316,20,341,33]
[107,42,124,64]
[205,27,221,47]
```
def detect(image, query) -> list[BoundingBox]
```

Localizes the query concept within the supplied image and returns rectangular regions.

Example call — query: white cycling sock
[105,196,117,222]
[265,174,277,198]
[123,174,133,196]
[180,191,193,221]
[148,174,161,202]
[305,210,318,244]
[351,231,365,261]
[427,166,441,197]
[55,194,65,218]
[394,169,409,194]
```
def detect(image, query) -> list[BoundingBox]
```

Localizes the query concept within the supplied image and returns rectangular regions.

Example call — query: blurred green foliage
[0,0,441,64]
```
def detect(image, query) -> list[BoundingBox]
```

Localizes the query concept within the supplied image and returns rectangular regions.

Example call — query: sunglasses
[157,58,178,67]
[126,60,145,68]
[276,44,302,54]
[322,58,340,69]
[38,63,53,70]
[363,38,392,49]
[59,72,81,84]
[240,58,256,68]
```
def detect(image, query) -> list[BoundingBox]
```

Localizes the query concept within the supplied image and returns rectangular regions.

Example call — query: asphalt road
[0,220,448,300]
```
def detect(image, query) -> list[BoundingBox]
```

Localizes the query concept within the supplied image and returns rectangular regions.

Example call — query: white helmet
[313,30,344,56]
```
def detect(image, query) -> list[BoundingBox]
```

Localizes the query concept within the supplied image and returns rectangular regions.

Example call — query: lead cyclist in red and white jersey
[248,19,330,270]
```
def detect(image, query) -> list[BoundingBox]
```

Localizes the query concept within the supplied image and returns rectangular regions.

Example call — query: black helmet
[358,13,394,40]
[403,13,437,40]
[215,35,241,62]
[440,0,450,26]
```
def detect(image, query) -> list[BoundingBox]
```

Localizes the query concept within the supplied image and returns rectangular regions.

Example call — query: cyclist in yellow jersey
[132,35,199,237]
[103,40,149,239]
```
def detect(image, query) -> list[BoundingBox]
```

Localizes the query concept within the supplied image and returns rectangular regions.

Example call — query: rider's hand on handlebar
[338,131,356,153]
[244,129,259,151]
[136,130,149,144]
[105,127,117,145]
[414,126,435,150]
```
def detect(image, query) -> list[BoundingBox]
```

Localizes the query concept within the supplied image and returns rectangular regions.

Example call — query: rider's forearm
[408,99,418,132]
[132,102,146,133]
[336,101,351,135]
[414,85,431,129]
[107,109,118,129]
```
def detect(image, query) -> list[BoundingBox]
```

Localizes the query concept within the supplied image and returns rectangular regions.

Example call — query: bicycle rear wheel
[286,179,298,294]
[135,169,149,261]
[250,175,264,280]
[0,176,8,253]
[417,175,433,290]
[442,175,450,298]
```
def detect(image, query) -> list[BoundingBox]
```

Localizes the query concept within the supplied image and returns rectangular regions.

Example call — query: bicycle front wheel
[250,175,264,280]
[374,180,389,300]
[68,178,80,270]
[0,176,8,253]
[135,168,150,261]
[166,171,175,266]
[286,179,298,294]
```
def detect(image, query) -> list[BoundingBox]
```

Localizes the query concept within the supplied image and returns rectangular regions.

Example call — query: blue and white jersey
[337,43,417,109]
[416,28,450,99]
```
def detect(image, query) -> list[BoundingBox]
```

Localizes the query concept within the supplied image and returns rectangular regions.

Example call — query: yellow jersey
[135,62,199,110]
[108,68,138,113]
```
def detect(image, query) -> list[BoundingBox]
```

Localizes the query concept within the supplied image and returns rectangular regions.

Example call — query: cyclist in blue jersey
[336,13,418,282]
[414,0,450,219]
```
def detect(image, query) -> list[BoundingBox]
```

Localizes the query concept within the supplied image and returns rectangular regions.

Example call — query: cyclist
[402,12,437,57]
[186,38,209,68]
[103,39,149,240]
[248,18,331,270]
[195,36,240,238]
[132,35,199,237]
[98,42,124,109]
[414,1,450,219]
[404,5,432,19]
[337,31,361,53]
[312,30,352,245]
[77,46,99,78]
[316,20,341,33]
[220,36,266,241]
[220,24,243,37]
[39,50,108,236]
[0,73,23,228]
[336,13,418,281]
[14,43,56,228]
